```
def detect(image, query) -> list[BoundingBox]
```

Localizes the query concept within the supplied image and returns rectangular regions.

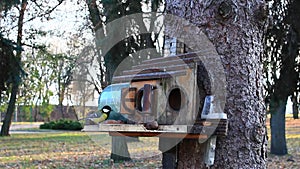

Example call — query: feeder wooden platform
[82,119,227,139]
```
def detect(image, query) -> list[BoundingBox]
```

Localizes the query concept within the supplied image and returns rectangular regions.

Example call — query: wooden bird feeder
[83,51,228,139]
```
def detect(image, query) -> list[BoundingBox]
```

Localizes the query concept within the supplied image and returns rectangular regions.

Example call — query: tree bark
[165,0,268,168]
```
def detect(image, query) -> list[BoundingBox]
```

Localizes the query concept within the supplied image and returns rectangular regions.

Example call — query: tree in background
[85,0,164,85]
[0,0,28,136]
[21,48,53,121]
[0,0,65,136]
[0,0,19,98]
[72,44,101,119]
[264,0,300,155]
[85,0,164,161]
[0,0,21,123]
[0,36,17,103]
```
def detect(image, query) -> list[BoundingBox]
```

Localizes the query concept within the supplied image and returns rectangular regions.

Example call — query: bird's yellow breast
[92,113,108,123]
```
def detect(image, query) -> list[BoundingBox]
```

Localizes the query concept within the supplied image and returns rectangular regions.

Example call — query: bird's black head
[101,105,112,115]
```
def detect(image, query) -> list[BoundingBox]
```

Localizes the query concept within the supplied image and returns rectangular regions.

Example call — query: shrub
[40,119,83,130]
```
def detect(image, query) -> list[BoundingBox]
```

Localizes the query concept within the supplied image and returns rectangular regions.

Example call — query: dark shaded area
[264,0,300,155]
[0,36,15,99]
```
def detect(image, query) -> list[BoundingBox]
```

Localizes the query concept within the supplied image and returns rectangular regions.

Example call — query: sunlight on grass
[127,137,161,159]
[0,115,299,168]
[286,134,300,139]
[0,122,44,125]
[0,132,162,168]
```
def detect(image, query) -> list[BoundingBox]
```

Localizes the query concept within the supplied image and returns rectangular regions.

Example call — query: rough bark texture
[165,0,268,168]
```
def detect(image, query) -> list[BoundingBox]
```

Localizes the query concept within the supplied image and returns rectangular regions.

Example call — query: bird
[91,105,135,124]
[90,105,159,130]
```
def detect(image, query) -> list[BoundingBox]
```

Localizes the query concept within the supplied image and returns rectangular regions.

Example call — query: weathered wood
[140,51,212,64]
[112,70,187,83]
[109,132,208,139]
[120,87,136,114]
[82,123,227,136]
[122,64,192,76]
[131,56,198,70]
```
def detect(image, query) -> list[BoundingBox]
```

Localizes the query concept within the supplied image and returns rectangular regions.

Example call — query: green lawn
[0,132,161,169]
[0,117,299,168]
[0,122,44,125]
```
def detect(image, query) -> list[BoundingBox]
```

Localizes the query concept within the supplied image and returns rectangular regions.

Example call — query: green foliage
[0,0,20,14]
[40,101,53,121]
[0,35,16,95]
[264,1,300,109]
[0,104,8,113]
[40,119,83,130]
[20,105,33,121]
[19,49,76,119]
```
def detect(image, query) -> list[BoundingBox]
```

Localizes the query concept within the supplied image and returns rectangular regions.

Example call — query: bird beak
[91,113,108,123]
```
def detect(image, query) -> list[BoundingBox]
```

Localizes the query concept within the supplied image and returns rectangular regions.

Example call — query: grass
[0,122,44,125]
[0,132,161,169]
[0,117,299,168]
[266,116,300,169]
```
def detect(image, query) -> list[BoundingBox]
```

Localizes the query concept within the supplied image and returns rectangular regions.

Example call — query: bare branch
[12,0,65,29]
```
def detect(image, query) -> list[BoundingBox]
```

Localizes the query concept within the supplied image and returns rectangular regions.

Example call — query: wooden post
[111,136,131,162]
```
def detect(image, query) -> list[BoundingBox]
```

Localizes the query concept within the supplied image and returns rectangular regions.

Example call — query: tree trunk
[110,136,131,162]
[270,99,287,155]
[0,0,27,136]
[292,102,299,119]
[0,83,18,136]
[291,95,299,119]
[58,62,65,118]
[165,0,268,168]
[85,0,131,162]
[269,26,298,155]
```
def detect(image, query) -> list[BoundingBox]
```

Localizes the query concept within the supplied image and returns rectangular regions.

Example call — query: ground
[266,116,300,169]
[0,116,299,168]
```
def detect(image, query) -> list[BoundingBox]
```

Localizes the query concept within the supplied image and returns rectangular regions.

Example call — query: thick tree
[85,0,164,161]
[0,0,66,136]
[85,0,163,85]
[264,0,300,155]
[164,0,268,168]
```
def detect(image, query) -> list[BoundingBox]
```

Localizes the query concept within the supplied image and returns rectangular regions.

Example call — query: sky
[23,0,98,107]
